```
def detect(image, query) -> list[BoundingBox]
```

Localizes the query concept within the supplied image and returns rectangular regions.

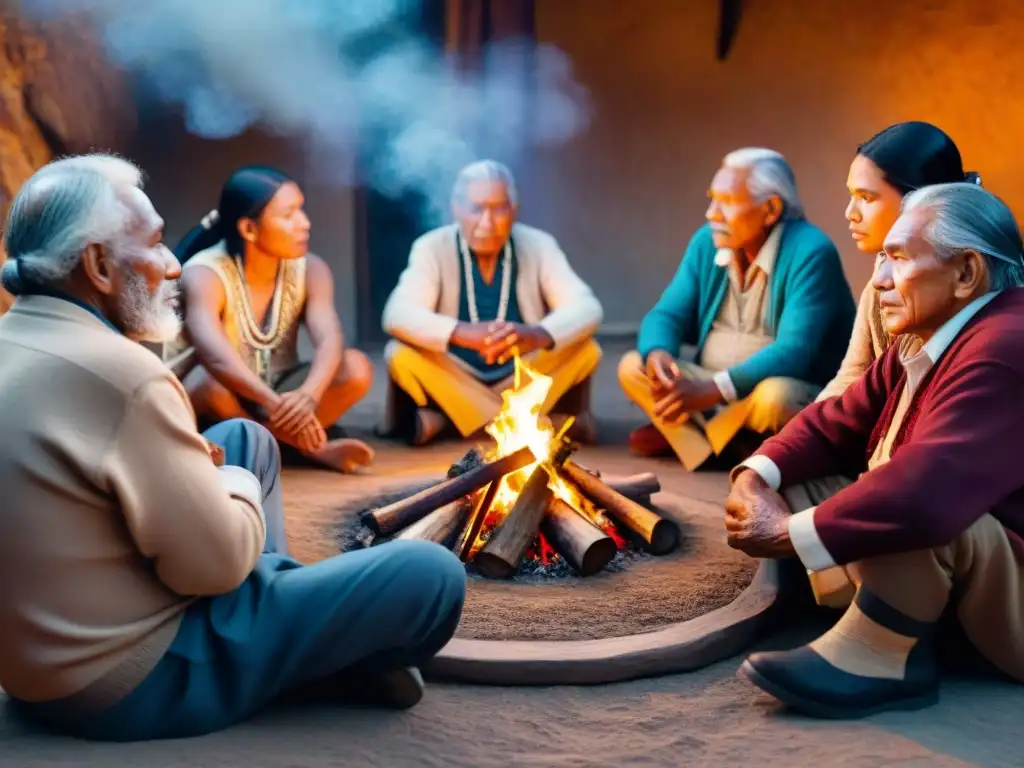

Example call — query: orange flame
[474,357,617,558]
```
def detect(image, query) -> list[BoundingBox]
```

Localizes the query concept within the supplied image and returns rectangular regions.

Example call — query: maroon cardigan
[754,290,1024,566]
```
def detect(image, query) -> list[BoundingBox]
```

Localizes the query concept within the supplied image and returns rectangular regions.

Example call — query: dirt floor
[333,474,758,642]
[1,343,1019,766]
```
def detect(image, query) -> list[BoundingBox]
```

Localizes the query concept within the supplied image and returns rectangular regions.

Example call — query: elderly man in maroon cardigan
[724,181,1024,719]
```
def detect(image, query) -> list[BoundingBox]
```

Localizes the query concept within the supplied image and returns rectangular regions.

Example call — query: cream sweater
[382,223,603,353]
[817,282,892,401]
[0,297,266,711]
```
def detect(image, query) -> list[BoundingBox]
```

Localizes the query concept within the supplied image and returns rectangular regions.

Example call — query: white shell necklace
[458,232,512,323]
[233,255,286,351]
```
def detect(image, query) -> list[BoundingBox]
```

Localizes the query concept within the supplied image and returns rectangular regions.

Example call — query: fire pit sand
[330,359,778,683]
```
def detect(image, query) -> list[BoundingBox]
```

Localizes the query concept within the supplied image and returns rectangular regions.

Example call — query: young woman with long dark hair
[168,165,374,473]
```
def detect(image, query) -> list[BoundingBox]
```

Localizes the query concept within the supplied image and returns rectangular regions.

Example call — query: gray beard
[118,273,182,343]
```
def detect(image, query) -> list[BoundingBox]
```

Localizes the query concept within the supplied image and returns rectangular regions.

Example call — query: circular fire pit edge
[426,557,780,685]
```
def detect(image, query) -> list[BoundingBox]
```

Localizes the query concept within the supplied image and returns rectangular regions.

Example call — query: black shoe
[738,644,939,719]
[369,666,425,710]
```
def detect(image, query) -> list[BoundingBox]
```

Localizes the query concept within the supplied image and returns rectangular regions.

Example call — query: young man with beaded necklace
[380,160,604,446]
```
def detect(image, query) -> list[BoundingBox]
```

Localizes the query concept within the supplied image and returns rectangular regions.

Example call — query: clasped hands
[644,350,724,424]
[204,388,324,461]
[724,469,796,559]
[452,321,553,365]
[267,388,326,454]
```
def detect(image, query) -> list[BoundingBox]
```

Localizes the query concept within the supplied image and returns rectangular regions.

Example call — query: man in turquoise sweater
[619,148,855,470]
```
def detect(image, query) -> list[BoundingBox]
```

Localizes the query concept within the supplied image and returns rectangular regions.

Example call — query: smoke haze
[19,0,591,222]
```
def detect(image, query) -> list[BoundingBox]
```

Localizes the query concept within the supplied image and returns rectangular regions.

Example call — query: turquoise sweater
[637,221,855,398]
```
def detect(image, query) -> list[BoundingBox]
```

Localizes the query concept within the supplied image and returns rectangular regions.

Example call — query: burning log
[602,472,660,502]
[361,446,535,536]
[457,481,501,561]
[395,498,471,547]
[541,498,617,576]
[562,461,680,555]
[447,446,485,478]
[475,465,554,579]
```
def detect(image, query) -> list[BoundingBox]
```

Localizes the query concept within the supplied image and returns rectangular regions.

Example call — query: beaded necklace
[458,232,512,323]
[232,255,286,378]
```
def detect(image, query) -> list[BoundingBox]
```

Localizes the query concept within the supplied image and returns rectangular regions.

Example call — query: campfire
[361,359,681,577]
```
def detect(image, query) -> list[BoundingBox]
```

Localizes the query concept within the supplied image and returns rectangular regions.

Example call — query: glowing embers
[360,358,680,578]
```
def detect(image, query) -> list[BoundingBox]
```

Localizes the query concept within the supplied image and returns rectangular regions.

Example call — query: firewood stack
[360,439,681,578]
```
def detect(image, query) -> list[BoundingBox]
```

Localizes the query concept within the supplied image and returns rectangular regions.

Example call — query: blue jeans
[20,419,466,741]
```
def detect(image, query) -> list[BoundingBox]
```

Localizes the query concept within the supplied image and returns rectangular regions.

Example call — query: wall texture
[0,11,134,314]
[521,0,1024,330]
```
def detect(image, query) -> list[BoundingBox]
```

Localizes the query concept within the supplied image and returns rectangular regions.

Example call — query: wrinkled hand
[724,469,796,558]
[449,322,494,352]
[269,389,320,435]
[481,322,553,365]
[645,350,681,398]
[653,378,724,425]
[204,439,225,467]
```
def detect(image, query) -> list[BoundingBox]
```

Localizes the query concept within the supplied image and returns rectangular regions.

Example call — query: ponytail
[172,164,292,265]
[173,209,224,264]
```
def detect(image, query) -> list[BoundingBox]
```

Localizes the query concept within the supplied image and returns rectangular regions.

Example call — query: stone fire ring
[427,557,780,686]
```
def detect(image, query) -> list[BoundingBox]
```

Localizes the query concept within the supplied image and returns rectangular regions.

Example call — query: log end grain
[647,518,681,556]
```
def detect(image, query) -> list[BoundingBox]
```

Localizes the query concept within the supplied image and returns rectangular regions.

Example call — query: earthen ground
[1,342,1017,766]
[333,477,757,642]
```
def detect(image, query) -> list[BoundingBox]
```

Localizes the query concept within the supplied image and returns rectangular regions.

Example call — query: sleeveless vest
[167,242,306,384]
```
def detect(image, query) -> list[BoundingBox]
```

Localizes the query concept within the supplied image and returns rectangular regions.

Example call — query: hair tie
[200,209,220,230]
[1,258,26,296]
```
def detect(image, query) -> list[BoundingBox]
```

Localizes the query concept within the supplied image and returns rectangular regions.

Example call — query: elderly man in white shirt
[379,160,603,446]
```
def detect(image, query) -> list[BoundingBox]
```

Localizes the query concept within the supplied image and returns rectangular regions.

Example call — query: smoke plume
[18,0,591,223]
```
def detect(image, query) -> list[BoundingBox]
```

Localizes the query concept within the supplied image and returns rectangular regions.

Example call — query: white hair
[2,154,144,295]
[451,160,518,206]
[902,182,1024,290]
[722,147,804,220]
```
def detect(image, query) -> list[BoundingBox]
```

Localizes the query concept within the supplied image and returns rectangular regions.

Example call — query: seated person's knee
[616,350,644,386]
[749,377,808,431]
[387,540,467,608]
[184,367,238,416]
[338,349,374,395]
[208,418,281,472]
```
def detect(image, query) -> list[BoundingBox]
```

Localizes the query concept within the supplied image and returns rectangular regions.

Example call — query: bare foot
[310,438,375,473]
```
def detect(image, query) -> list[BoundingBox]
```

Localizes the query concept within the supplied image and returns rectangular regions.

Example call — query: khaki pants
[383,338,602,438]
[617,350,819,470]
[850,514,1024,682]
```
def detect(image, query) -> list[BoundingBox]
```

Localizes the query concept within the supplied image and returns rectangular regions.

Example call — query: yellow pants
[617,350,818,470]
[384,339,602,437]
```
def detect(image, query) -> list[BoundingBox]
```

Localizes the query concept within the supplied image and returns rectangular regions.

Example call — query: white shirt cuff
[218,465,266,522]
[731,455,782,490]
[787,506,837,572]
[713,370,739,403]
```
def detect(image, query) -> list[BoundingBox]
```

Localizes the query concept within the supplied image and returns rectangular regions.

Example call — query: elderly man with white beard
[0,155,466,741]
